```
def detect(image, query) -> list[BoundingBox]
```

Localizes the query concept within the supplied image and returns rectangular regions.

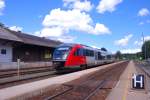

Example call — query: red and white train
[52,43,114,71]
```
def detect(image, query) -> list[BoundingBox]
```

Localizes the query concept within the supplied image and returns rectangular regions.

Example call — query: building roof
[0,27,22,42]
[0,27,62,47]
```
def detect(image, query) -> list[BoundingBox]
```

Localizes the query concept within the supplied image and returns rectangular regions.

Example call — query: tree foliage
[115,51,121,59]
[0,22,4,27]
[142,40,150,59]
[136,52,143,60]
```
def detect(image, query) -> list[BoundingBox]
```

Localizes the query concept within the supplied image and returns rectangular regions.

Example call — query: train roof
[57,43,77,47]
[58,43,107,50]
[57,43,112,55]
[58,43,94,49]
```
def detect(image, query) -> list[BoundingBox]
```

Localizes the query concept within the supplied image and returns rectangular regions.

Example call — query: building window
[44,50,51,59]
[1,49,6,55]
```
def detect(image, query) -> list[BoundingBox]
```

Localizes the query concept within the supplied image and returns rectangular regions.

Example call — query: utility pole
[142,32,146,60]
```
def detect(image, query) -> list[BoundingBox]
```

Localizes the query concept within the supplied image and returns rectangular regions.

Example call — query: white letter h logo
[133,74,143,88]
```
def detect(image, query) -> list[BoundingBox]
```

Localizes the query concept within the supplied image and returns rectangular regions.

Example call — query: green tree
[136,52,142,60]
[0,22,4,27]
[115,51,122,60]
[142,40,150,59]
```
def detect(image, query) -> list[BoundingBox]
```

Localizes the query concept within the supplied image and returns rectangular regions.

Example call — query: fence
[0,61,52,70]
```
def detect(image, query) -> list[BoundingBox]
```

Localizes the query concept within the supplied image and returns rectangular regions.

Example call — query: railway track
[0,67,57,89]
[0,62,115,89]
[135,61,150,77]
[0,67,53,78]
[29,61,129,100]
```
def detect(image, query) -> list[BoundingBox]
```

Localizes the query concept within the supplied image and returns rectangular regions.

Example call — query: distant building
[0,27,62,69]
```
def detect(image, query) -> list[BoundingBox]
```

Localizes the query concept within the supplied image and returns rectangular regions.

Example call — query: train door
[85,49,95,66]
[94,51,98,65]
[73,48,86,66]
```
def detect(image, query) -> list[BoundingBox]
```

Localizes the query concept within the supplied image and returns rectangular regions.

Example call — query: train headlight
[63,53,67,60]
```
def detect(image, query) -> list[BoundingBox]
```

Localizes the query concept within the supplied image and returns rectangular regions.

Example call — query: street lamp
[142,32,146,60]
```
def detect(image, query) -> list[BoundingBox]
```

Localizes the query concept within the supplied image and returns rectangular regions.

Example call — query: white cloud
[63,0,79,5]
[63,0,93,12]
[40,27,64,37]
[139,22,144,25]
[97,0,123,14]
[147,20,150,23]
[36,1,111,43]
[42,8,93,31]
[56,35,76,43]
[134,36,150,46]
[93,23,111,35]
[134,40,142,46]
[34,31,41,36]
[115,34,133,46]
[9,26,23,31]
[38,15,43,18]
[90,45,101,49]
[0,0,5,15]
[145,36,150,41]
[70,1,93,12]
[139,20,150,25]
[138,8,150,16]
[42,8,111,37]
[120,48,141,54]
[34,29,75,43]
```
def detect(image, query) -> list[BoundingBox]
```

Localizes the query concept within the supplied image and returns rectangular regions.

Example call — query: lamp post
[142,33,146,60]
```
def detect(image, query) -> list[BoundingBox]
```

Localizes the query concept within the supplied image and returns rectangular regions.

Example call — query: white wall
[0,43,12,63]
[0,62,52,70]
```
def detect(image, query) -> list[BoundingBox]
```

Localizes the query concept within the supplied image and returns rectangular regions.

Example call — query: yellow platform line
[122,64,131,100]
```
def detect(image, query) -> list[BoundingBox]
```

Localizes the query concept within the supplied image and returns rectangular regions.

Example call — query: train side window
[74,49,79,56]
[91,50,94,57]
[95,52,98,60]
[85,50,94,57]
[79,48,83,56]
[85,49,88,56]
[88,50,90,56]
[98,52,103,60]
[86,49,90,56]
[83,49,86,56]
[102,56,105,60]
[107,55,112,59]
[74,48,83,56]
[89,50,91,56]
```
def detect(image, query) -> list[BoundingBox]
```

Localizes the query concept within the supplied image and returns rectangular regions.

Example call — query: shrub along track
[29,61,129,100]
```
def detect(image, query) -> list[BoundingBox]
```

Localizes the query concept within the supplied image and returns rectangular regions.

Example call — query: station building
[0,26,62,69]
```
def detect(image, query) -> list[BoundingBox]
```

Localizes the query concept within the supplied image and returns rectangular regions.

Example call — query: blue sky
[0,0,150,54]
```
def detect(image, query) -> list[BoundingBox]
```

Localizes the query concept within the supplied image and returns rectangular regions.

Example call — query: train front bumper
[53,61,81,71]
[52,61,65,70]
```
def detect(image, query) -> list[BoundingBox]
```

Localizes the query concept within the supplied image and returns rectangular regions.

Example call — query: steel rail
[83,62,127,100]
[45,84,73,100]
[83,79,107,100]
[44,61,128,100]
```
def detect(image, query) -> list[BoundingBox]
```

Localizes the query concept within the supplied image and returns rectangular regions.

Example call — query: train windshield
[53,47,71,60]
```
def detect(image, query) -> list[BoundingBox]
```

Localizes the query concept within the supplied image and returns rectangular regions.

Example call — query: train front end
[52,44,86,71]
[52,45,71,70]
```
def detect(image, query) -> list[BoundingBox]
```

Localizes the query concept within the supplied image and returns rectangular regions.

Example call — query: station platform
[106,61,150,100]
